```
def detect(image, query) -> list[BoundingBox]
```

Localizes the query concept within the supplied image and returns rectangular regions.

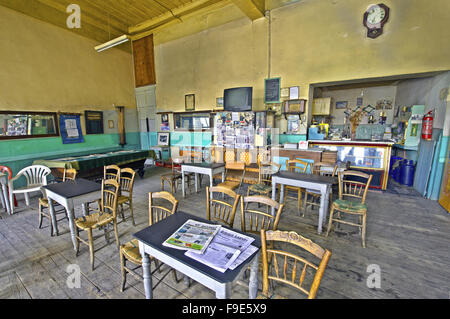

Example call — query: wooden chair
[302,164,338,217]
[240,196,284,235]
[326,170,373,248]
[8,165,51,215]
[260,230,332,299]
[160,160,182,194]
[283,159,311,215]
[120,191,179,292]
[117,168,136,226]
[247,162,280,198]
[104,165,121,182]
[217,161,246,193]
[206,186,240,228]
[75,179,120,271]
[38,168,77,236]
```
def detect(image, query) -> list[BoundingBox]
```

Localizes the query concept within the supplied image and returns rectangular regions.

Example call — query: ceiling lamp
[94,35,130,52]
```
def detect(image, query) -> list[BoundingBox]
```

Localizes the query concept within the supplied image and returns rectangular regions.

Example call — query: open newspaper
[185,227,255,273]
[162,219,221,254]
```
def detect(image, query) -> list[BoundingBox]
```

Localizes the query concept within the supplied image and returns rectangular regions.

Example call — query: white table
[272,171,336,234]
[0,173,11,215]
[181,163,225,198]
[43,179,101,247]
[134,212,261,299]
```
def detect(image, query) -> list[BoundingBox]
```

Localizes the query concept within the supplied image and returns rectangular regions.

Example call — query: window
[0,111,59,139]
[174,112,211,131]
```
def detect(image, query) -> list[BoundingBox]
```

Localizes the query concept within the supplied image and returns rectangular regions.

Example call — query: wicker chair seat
[248,183,272,193]
[75,212,114,230]
[332,199,367,213]
[243,171,259,184]
[217,180,241,190]
[117,195,130,205]
[121,239,142,265]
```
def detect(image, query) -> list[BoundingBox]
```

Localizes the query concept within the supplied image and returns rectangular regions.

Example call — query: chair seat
[121,239,142,265]
[12,184,43,193]
[217,180,240,190]
[242,171,259,184]
[118,195,130,205]
[39,198,49,207]
[214,171,242,182]
[249,183,272,193]
[332,199,367,212]
[75,212,114,230]
[161,173,181,181]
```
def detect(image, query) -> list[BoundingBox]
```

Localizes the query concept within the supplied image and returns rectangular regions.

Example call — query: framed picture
[108,120,115,129]
[264,78,281,103]
[158,132,170,146]
[185,94,195,111]
[336,101,348,109]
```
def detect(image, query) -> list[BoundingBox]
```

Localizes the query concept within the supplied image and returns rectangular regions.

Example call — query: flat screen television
[223,87,253,112]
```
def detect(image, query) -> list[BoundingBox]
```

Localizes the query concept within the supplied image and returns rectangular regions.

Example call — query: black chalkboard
[264,78,281,103]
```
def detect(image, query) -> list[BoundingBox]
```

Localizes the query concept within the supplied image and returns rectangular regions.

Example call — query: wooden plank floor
[0,166,448,299]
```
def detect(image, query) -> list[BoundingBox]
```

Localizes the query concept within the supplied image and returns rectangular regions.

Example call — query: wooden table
[0,173,11,215]
[134,211,261,299]
[271,171,336,234]
[43,179,101,248]
[181,163,225,197]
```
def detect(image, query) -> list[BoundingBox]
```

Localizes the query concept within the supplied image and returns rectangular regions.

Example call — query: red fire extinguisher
[421,109,434,140]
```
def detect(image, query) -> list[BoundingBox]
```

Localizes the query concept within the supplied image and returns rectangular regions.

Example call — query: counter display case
[309,140,393,190]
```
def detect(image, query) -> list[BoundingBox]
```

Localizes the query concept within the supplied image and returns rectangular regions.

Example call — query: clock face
[366,5,386,26]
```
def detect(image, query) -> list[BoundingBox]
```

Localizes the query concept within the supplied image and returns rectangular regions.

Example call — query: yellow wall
[154,0,450,114]
[0,5,136,114]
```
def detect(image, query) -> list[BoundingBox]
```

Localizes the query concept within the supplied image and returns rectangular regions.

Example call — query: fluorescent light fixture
[95,34,130,52]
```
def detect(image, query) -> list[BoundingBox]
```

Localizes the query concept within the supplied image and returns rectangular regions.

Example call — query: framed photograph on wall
[336,101,348,109]
[185,94,195,111]
[158,132,170,146]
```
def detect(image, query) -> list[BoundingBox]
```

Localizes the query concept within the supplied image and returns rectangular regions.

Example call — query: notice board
[264,78,281,103]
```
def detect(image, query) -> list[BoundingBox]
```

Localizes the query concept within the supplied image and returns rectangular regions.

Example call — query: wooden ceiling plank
[231,0,265,20]
[128,0,222,34]
[83,0,144,26]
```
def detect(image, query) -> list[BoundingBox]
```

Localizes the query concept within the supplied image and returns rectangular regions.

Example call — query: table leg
[271,182,277,216]
[195,174,199,193]
[81,203,88,217]
[66,206,78,250]
[248,251,260,299]
[216,283,231,299]
[221,170,225,183]
[318,186,328,234]
[0,184,6,212]
[3,185,11,214]
[48,198,59,237]
[142,253,153,299]
[209,172,213,197]
[182,171,186,198]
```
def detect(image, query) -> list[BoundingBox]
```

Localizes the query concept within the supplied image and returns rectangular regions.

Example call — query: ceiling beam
[128,0,222,35]
[231,0,265,20]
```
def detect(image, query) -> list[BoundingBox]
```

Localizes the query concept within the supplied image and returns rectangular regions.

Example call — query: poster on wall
[59,114,84,144]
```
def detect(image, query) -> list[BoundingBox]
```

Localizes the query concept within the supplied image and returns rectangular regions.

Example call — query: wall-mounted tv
[223,87,253,112]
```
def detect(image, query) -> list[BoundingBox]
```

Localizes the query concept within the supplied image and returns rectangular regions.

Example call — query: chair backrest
[0,166,13,180]
[286,159,310,174]
[225,161,245,171]
[104,165,120,182]
[16,165,51,186]
[313,163,338,177]
[63,168,77,181]
[239,151,252,166]
[259,162,281,185]
[261,230,332,299]
[240,196,284,235]
[338,170,373,204]
[225,150,236,163]
[149,191,178,226]
[101,179,120,218]
[120,168,136,196]
[206,186,240,228]
[257,149,271,165]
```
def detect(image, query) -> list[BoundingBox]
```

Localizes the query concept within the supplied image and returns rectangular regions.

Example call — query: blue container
[400,160,415,186]
[393,166,401,183]
[390,156,403,176]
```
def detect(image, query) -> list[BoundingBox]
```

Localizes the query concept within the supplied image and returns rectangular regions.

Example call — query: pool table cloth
[34,150,155,172]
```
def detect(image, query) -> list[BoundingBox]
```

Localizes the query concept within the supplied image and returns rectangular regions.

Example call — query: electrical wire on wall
[266,10,272,79]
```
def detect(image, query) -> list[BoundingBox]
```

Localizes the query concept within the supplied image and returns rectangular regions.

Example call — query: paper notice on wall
[65,119,79,138]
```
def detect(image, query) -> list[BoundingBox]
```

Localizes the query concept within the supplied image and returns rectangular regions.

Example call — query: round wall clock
[363,3,390,39]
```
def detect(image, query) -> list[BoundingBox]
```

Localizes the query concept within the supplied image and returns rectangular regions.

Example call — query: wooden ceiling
[0,0,266,51]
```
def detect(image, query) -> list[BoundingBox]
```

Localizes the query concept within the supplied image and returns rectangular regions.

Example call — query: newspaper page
[185,228,255,272]
[162,219,221,254]
[229,245,259,270]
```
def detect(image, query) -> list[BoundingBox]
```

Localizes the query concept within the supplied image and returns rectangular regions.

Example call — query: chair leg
[9,191,14,215]
[87,228,95,271]
[161,177,164,192]
[75,228,80,257]
[297,189,302,216]
[129,201,136,226]
[326,207,335,237]
[302,192,308,217]
[113,221,120,250]
[119,247,127,292]
[362,213,367,248]
[24,193,30,206]
[38,203,44,229]
[104,225,110,244]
